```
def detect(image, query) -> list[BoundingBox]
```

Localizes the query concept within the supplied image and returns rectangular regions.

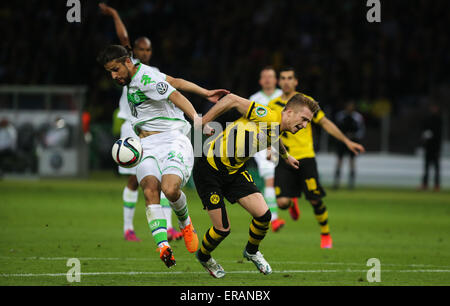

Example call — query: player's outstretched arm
[168,90,199,122]
[319,116,366,155]
[274,139,299,169]
[99,3,131,48]
[202,94,251,126]
[165,75,229,102]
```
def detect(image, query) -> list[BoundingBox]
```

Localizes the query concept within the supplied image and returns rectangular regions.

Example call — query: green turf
[0,172,449,286]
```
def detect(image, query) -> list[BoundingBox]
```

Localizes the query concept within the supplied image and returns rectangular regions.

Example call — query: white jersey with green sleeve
[127,63,190,135]
[249,89,282,106]
[117,61,164,121]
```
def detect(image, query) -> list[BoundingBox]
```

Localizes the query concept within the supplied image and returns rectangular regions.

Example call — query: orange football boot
[320,234,333,249]
[157,245,176,268]
[289,198,301,221]
[181,218,199,253]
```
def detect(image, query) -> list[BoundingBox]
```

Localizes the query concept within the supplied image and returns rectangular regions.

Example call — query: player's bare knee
[127,175,139,190]
[277,199,290,210]
[140,176,160,203]
[143,188,159,204]
[255,209,271,223]
[161,184,181,202]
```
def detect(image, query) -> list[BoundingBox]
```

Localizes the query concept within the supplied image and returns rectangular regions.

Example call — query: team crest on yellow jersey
[255,106,268,117]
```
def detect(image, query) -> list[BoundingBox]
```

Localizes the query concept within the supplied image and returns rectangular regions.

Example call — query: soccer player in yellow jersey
[193,93,319,278]
[268,67,365,249]
[249,67,285,233]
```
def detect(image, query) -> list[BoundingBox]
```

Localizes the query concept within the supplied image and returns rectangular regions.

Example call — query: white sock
[169,191,191,229]
[145,204,169,248]
[160,193,173,229]
[264,187,278,221]
[123,187,138,232]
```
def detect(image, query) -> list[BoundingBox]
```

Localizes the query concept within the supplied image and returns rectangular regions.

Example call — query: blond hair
[285,93,320,114]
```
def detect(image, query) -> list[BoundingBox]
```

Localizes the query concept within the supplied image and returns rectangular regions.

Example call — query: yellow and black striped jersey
[268,92,325,160]
[206,102,282,174]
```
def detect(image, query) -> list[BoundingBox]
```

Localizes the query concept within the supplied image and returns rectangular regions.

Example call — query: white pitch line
[1,256,449,269]
[1,269,450,278]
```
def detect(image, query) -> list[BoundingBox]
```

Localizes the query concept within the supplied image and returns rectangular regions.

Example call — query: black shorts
[274,157,326,201]
[193,157,260,210]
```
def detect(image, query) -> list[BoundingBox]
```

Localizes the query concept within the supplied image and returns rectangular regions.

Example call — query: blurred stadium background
[0,0,449,286]
[1,0,449,187]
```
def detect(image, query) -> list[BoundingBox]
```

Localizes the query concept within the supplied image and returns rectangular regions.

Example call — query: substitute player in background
[268,67,365,249]
[194,93,319,278]
[419,103,443,191]
[249,67,285,232]
[100,3,194,242]
[333,101,365,189]
[97,45,228,267]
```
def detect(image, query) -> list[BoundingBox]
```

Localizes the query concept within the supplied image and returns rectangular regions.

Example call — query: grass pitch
[0,172,449,286]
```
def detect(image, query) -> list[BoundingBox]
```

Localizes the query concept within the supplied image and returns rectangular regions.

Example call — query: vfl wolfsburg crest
[255,106,268,117]
[156,82,168,95]
[132,93,142,103]
[127,90,147,105]
[127,89,148,117]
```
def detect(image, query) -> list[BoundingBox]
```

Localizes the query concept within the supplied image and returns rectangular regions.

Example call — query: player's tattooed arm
[278,139,299,169]
[202,94,251,126]
[318,116,365,155]
[99,3,131,48]
[165,75,229,103]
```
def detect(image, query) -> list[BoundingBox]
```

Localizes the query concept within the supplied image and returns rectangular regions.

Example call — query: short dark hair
[279,66,297,79]
[134,36,152,48]
[261,65,276,74]
[96,45,130,66]
[285,93,320,114]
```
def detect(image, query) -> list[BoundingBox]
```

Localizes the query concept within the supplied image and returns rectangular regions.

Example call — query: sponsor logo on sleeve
[156,82,169,95]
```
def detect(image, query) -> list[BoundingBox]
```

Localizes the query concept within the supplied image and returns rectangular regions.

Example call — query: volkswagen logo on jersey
[156,82,168,95]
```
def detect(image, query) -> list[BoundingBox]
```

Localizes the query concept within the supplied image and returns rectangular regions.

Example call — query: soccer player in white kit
[100,2,188,242]
[117,61,186,241]
[248,67,285,232]
[97,45,228,267]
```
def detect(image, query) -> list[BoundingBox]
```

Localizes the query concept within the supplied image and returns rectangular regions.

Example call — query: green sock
[146,204,168,247]
[264,187,278,220]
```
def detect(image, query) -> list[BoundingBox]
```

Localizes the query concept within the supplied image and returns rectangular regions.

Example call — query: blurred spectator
[0,118,18,174]
[419,103,443,191]
[43,117,71,148]
[333,102,366,189]
[82,111,92,143]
